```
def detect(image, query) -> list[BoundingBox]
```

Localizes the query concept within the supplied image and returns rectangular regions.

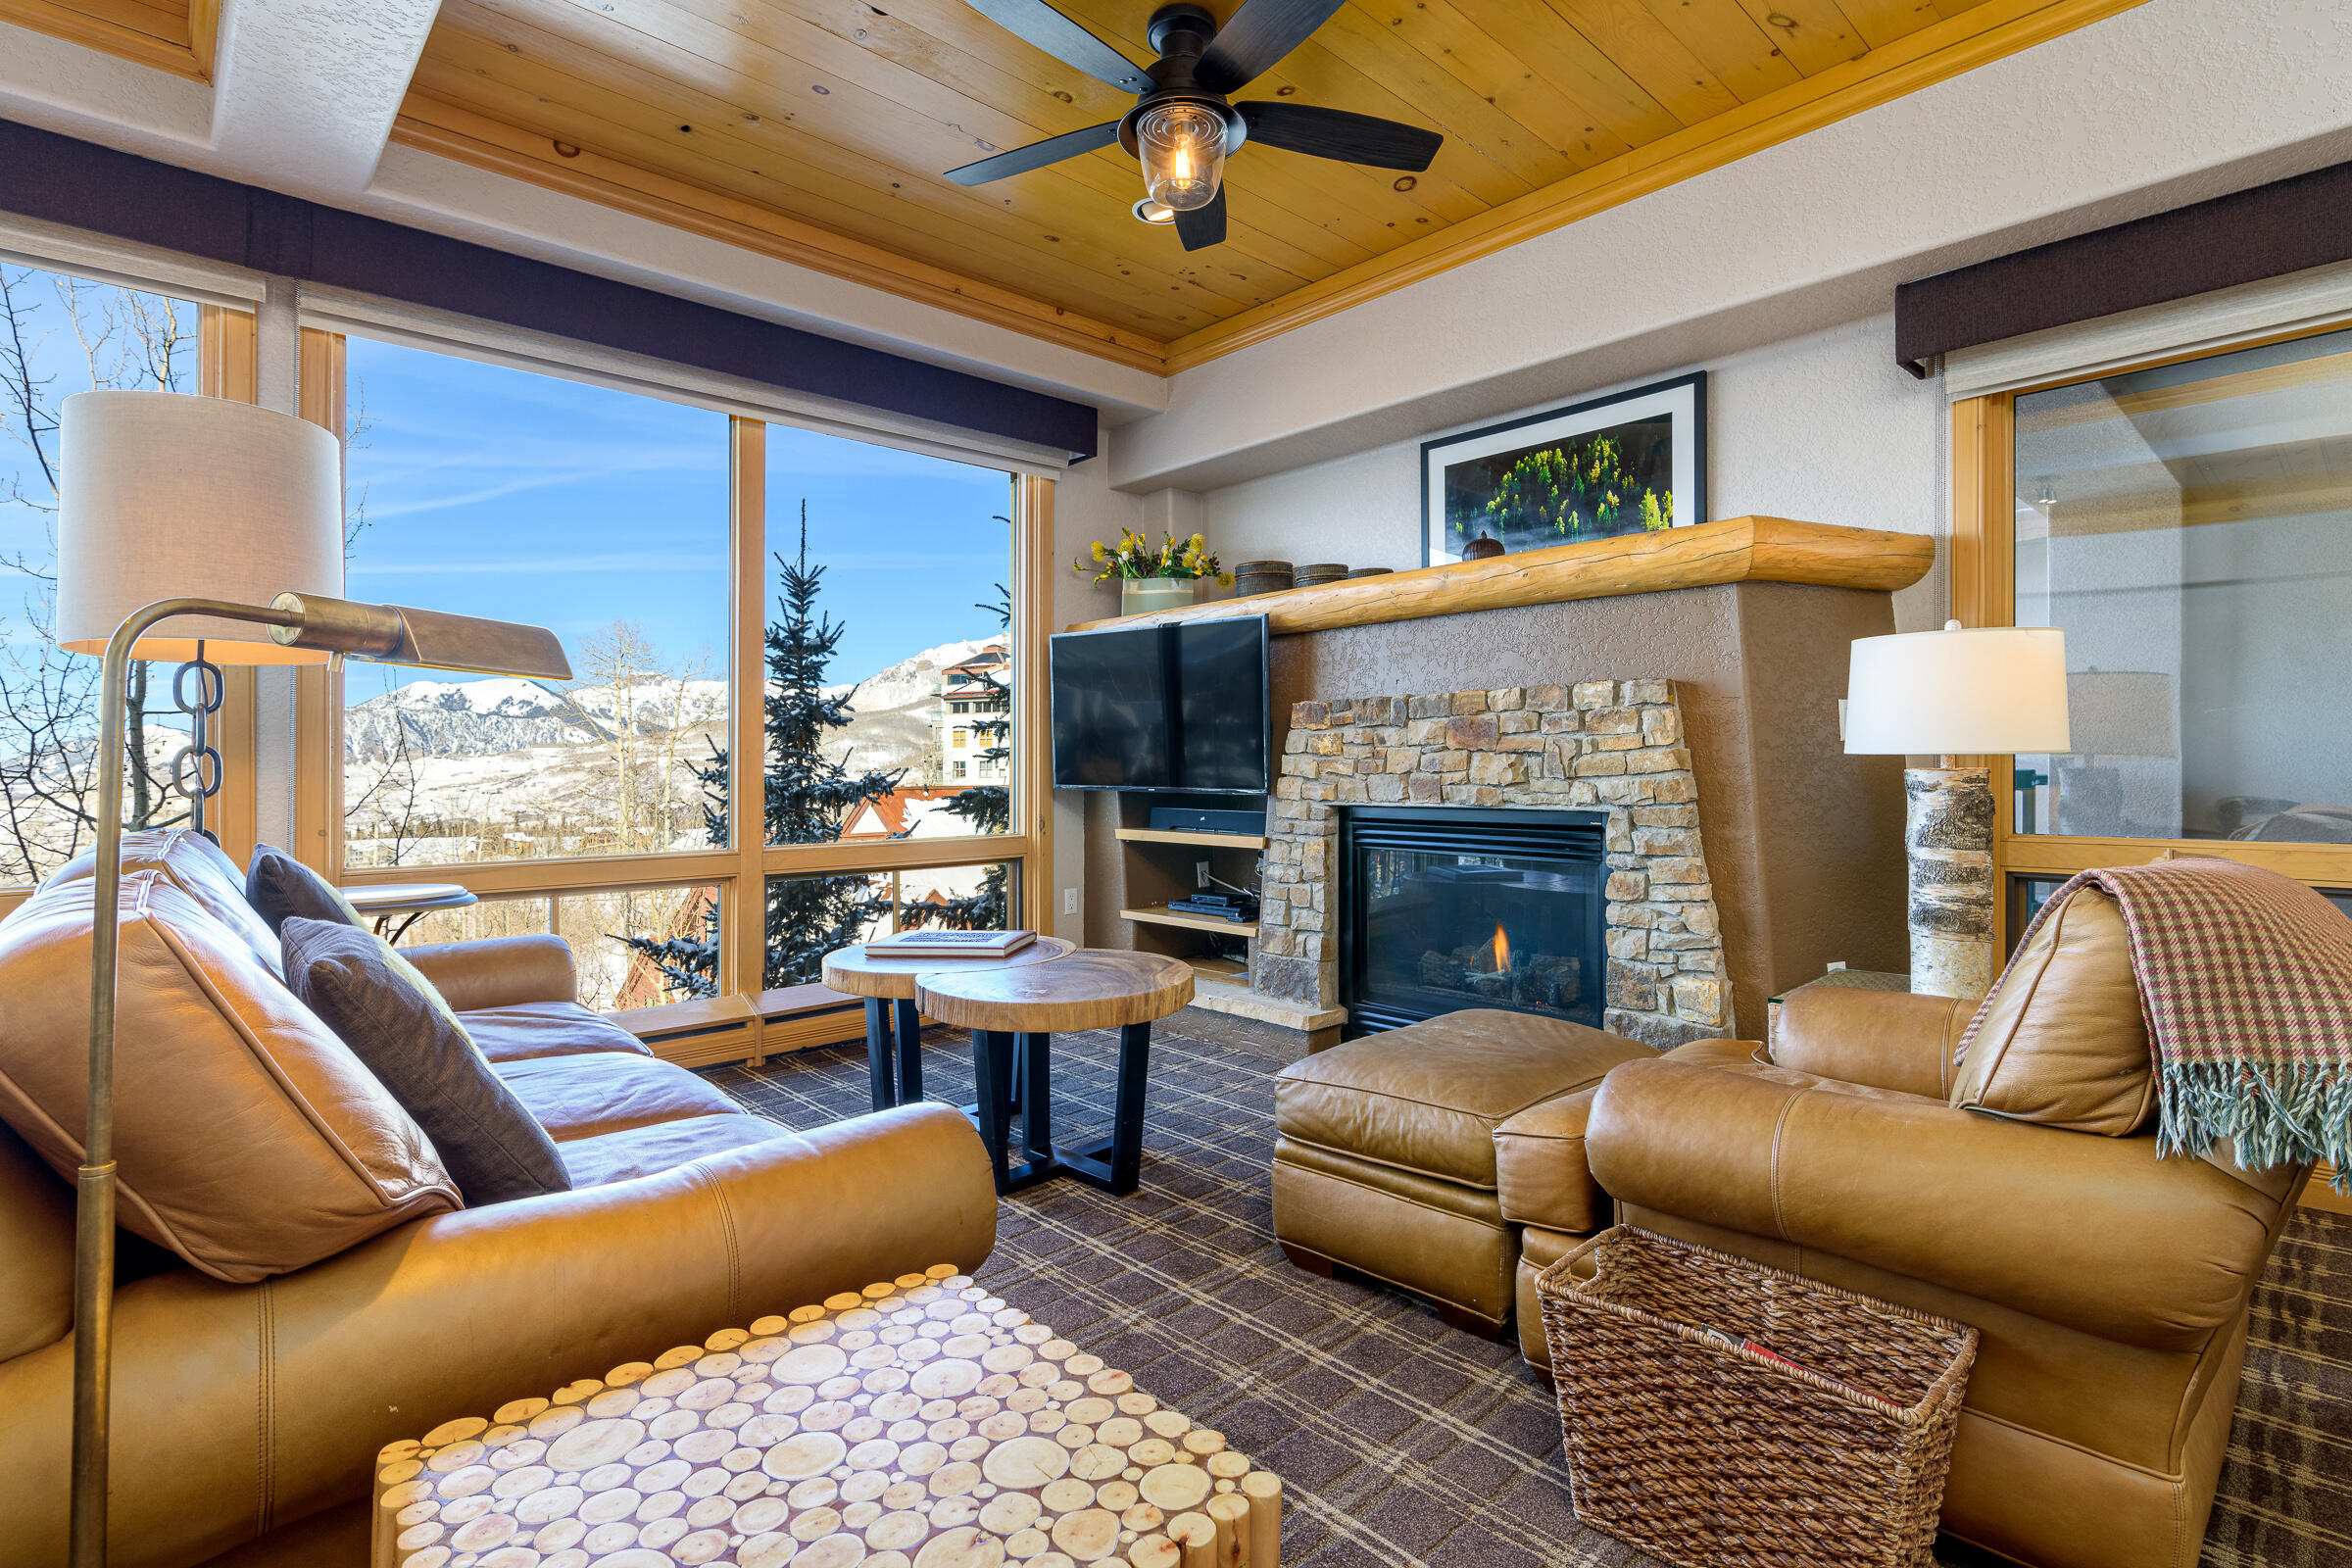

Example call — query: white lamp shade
[1844,623,2071,756]
[58,391,342,663]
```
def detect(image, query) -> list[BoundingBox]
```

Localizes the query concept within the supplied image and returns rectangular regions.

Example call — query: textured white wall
[1197,313,1949,632]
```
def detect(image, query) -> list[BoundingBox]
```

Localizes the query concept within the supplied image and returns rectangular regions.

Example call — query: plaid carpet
[706,1008,2352,1568]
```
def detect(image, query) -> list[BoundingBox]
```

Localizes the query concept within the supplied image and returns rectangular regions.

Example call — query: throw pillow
[245,843,364,936]
[281,917,571,1204]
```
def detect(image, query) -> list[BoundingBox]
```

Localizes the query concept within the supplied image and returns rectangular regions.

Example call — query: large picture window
[338,336,732,869]
[0,265,214,887]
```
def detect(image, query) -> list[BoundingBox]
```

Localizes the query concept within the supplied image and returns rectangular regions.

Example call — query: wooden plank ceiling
[0,0,2139,367]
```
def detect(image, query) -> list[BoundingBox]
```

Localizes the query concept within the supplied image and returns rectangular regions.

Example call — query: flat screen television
[1050,616,1270,794]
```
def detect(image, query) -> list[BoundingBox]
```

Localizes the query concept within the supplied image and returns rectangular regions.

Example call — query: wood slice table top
[915,951,1195,1035]
[822,939,1077,1002]
[340,883,479,915]
[370,1263,1283,1568]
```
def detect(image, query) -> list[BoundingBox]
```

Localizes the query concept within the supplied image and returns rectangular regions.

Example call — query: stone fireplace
[1258,680,1734,1046]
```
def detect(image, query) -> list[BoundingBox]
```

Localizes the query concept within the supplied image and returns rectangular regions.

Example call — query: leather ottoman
[1272,1009,1652,1336]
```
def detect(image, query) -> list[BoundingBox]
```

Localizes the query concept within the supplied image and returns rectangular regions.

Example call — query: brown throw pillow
[1950,886,2156,1135]
[282,918,571,1205]
[0,873,457,1282]
[245,843,365,936]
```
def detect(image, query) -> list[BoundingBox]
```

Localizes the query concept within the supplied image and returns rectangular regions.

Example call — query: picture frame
[1420,371,1707,565]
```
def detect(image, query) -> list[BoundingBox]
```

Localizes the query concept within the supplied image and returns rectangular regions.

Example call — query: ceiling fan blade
[944,120,1124,185]
[1173,188,1227,251]
[960,0,1154,95]
[1197,0,1346,91]
[1237,100,1442,171]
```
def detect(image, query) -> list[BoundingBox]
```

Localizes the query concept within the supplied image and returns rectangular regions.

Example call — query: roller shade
[1894,157,2352,379]
[0,117,1099,463]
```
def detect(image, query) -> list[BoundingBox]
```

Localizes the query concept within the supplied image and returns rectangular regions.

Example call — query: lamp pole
[72,598,303,1568]
[69,593,568,1568]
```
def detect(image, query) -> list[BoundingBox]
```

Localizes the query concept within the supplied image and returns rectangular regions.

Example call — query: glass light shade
[1136,101,1227,212]
[57,391,343,663]
[1845,621,2071,756]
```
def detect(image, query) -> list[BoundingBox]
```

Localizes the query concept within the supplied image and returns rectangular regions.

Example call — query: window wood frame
[1949,326,2352,955]
[305,339,1054,1012]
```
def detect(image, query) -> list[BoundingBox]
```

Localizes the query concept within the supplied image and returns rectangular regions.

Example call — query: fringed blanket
[1964,856,2352,1184]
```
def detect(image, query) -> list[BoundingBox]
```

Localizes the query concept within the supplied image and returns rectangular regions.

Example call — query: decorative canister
[1295,562,1349,587]
[1121,576,1198,615]
[1234,560,1295,597]
[1347,566,1394,579]
[1462,530,1506,560]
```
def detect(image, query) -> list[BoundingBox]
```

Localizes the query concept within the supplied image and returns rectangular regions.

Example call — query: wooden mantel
[1068,516,1935,636]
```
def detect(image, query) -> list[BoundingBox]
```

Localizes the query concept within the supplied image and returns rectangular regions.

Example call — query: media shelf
[1114,826,1270,849]
[1120,903,1262,939]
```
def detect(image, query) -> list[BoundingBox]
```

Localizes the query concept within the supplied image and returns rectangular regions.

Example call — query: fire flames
[1489,922,1510,972]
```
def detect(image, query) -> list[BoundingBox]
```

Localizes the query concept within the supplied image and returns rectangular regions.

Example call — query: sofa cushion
[0,874,458,1282]
[556,1112,795,1187]
[494,1051,743,1142]
[282,918,569,1205]
[1952,887,2156,1135]
[1276,1009,1653,1190]
[41,827,284,975]
[462,1001,654,1063]
[245,842,363,936]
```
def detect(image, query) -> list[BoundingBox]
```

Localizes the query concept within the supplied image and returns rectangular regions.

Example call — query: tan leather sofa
[0,839,999,1568]
[1583,971,2306,1568]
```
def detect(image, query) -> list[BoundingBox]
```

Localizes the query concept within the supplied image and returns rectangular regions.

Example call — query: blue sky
[343,336,1014,693]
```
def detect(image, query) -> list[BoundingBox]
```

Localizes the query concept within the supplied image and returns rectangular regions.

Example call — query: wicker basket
[1537,1227,1977,1568]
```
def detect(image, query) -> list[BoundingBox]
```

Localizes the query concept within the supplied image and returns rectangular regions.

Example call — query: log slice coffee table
[915,951,1193,1199]
[369,1262,1284,1568]
[823,940,1076,1113]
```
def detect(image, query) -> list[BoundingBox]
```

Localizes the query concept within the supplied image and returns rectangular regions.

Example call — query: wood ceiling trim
[390,96,1173,368]
[0,0,206,78]
[1160,0,2152,371]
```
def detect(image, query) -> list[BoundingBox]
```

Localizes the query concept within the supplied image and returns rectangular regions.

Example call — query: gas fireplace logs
[369,1264,1284,1568]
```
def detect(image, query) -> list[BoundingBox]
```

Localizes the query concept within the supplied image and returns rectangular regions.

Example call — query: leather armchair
[1586,984,2306,1568]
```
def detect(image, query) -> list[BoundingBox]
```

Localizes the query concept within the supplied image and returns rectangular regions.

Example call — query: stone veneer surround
[1258,679,1734,1047]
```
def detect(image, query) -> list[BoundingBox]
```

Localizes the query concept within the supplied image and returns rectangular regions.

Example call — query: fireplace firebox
[1339,806,1607,1036]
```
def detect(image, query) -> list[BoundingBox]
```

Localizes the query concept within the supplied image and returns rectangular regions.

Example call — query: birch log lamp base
[1844,620,2070,1003]
[369,1266,1284,1568]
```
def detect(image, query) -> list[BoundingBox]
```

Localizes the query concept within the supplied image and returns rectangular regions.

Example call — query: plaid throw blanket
[1962,856,2352,1183]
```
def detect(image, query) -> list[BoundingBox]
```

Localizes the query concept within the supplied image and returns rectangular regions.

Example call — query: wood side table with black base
[821,937,1075,1111]
[918,949,1194,1198]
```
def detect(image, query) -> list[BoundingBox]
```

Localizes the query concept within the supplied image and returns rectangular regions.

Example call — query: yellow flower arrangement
[1071,528,1235,587]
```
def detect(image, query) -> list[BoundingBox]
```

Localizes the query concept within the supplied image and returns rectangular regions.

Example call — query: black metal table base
[861,997,928,1110]
[968,1023,1152,1198]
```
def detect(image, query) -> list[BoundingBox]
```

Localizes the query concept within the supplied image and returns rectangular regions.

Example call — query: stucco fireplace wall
[1081,578,1911,1039]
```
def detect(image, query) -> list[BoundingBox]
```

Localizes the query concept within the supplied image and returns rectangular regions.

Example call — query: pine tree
[903,577,1013,931]
[619,502,902,996]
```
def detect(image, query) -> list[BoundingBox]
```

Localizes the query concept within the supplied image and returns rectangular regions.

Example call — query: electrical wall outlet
[1197,860,1211,889]
[1062,888,1079,915]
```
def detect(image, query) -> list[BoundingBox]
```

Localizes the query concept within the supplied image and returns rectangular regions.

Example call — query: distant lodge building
[935,644,1009,786]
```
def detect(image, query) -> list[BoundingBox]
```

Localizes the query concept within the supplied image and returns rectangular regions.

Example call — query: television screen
[1050,617,1269,793]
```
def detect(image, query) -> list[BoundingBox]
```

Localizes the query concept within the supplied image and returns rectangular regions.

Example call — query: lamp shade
[1845,622,2071,756]
[58,391,342,663]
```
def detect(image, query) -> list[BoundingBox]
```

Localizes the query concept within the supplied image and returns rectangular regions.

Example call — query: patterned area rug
[706,1008,2352,1568]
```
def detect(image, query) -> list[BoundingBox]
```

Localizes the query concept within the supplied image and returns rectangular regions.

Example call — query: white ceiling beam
[209,0,443,198]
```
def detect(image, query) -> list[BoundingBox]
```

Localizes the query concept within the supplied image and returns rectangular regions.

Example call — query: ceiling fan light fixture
[1132,196,1177,223]
[1136,100,1227,212]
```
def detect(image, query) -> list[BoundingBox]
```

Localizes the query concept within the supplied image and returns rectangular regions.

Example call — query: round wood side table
[822,937,1075,1112]
[917,950,1194,1198]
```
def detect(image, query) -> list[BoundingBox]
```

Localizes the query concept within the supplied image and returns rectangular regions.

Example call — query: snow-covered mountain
[343,675,727,764]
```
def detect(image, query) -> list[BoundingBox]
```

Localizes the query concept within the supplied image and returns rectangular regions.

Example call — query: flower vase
[1122,576,1197,616]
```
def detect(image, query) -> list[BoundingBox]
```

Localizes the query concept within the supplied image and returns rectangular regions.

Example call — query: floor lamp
[54,392,573,1568]
[1844,620,2070,1002]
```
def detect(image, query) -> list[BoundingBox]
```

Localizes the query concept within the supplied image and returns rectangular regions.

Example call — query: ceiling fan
[943,0,1444,252]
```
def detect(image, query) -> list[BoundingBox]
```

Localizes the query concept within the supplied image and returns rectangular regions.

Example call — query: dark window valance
[0,117,1098,461]
[1894,158,2352,378]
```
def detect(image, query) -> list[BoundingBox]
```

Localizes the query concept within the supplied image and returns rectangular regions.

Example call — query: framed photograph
[1421,371,1706,564]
